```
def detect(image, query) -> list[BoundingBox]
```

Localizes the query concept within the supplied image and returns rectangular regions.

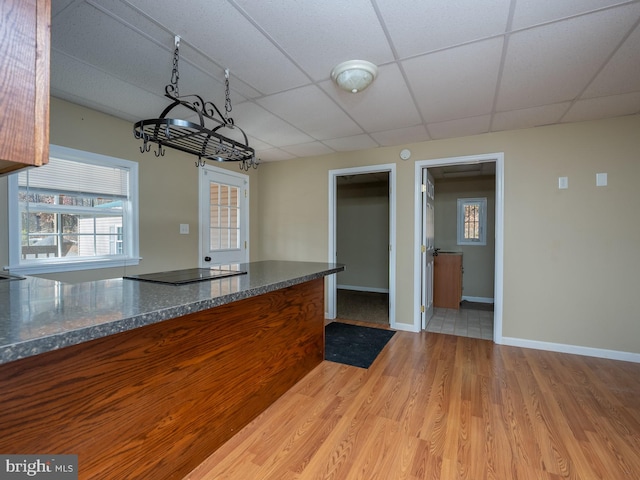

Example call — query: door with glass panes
[199,165,248,267]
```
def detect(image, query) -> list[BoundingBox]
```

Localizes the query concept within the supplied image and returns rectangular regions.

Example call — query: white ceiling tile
[561,92,640,123]
[234,0,394,81]
[583,23,640,98]
[497,4,640,111]
[428,115,491,140]
[319,64,422,132]
[256,86,363,140]
[50,51,163,123]
[492,103,572,131]
[255,148,297,162]
[376,0,511,57]
[232,102,314,147]
[403,38,503,123]
[370,125,430,146]
[281,142,336,158]
[512,0,634,29]
[124,0,310,94]
[323,134,379,152]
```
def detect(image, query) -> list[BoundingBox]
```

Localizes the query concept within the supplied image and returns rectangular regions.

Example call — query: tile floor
[426,307,494,340]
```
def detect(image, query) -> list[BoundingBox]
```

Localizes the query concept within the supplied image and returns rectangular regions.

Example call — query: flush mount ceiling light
[133,36,258,171]
[330,60,378,93]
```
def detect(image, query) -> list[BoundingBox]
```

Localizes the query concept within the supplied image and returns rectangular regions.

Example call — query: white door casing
[413,153,504,342]
[328,164,396,325]
[199,165,249,267]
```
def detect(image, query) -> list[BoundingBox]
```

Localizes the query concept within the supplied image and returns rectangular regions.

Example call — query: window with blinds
[8,145,139,274]
[209,182,240,251]
[457,197,487,246]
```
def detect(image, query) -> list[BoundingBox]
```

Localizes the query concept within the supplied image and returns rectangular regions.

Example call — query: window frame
[457,197,487,246]
[7,145,140,274]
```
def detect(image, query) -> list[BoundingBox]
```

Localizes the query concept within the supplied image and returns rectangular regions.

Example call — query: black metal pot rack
[133,36,258,170]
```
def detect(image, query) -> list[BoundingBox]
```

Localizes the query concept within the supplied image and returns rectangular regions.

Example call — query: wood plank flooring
[184,320,640,480]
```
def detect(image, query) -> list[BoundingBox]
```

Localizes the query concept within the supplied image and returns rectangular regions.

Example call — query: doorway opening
[413,153,504,343]
[328,164,396,327]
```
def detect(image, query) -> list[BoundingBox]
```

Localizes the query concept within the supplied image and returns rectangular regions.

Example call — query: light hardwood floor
[184,320,640,479]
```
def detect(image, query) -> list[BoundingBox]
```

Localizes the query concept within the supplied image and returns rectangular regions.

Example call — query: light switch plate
[558,176,568,189]
[596,173,607,186]
[179,224,189,234]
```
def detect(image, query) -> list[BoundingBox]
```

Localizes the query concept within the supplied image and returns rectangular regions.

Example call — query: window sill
[6,257,142,276]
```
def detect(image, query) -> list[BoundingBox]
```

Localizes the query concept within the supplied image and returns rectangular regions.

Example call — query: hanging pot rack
[133,36,258,170]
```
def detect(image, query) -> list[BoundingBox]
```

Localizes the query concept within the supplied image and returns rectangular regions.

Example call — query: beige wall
[2,98,639,355]
[434,176,495,300]
[336,181,389,290]
[257,114,640,355]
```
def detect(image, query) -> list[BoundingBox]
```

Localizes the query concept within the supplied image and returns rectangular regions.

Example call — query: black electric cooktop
[124,268,247,285]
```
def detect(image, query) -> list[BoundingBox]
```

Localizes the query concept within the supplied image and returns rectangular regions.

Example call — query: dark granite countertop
[0,260,344,365]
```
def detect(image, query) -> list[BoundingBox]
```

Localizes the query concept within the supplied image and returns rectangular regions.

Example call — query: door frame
[413,153,504,343]
[328,164,396,326]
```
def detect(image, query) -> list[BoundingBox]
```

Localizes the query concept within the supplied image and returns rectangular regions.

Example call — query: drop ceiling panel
[232,103,314,147]
[256,86,363,140]
[376,0,511,57]
[403,38,503,123]
[322,134,379,152]
[497,4,640,111]
[428,115,491,140]
[50,51,163,123]
[52,2,172,96]
[562,92,640,123]
[583,22,640,98]
[370,125,430,146]
[492,103,571,131]
[281,142,336,158]
[123,0,310,94]
[234,0,394,81]
[511,0,633,29]
[319,64,422,133]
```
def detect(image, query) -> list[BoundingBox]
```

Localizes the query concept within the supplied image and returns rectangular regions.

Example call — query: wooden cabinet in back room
[0,0,51,176]
[434,253,462,309]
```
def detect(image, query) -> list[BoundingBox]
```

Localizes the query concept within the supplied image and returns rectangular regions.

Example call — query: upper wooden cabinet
[0,0,50,176]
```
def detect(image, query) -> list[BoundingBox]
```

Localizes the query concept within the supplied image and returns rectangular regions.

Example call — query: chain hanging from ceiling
[133,36,259,171]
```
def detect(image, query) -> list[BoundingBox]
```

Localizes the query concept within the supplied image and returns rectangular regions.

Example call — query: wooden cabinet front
[0,0,50,175]
[0,279,324,480]
[434,253,462,309]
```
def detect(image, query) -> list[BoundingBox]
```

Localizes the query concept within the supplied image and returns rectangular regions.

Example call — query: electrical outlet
[179,224,189,234]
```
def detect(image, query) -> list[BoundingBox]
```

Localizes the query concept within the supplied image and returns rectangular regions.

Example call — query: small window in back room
[457,197,487,246]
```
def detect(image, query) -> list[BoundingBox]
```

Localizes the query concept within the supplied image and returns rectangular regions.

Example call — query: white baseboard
[337,284,389,294]
[461,296,494,304]
[501,337,640,364]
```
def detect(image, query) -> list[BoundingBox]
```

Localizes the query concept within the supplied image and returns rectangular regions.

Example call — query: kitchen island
[0,260,343,480]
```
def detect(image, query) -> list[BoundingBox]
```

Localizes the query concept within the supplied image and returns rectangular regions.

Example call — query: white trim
[502,337,640,364]
[337,284,389,294]
[414,153,504,341]
[462,296,494,304]
[328,164,396,327]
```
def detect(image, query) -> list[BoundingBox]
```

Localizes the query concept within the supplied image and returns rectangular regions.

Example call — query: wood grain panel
[0,278,324,480]
[0,0,50,173]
